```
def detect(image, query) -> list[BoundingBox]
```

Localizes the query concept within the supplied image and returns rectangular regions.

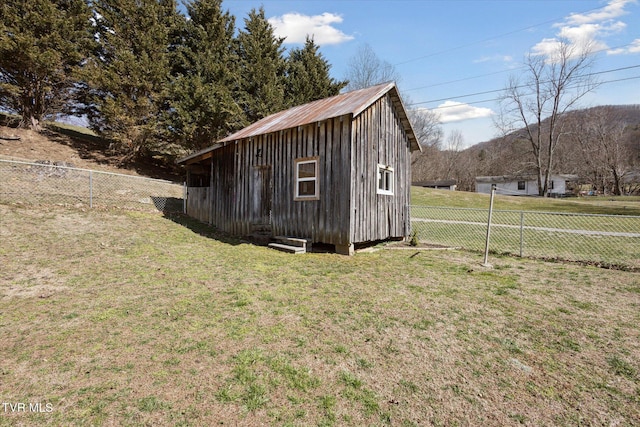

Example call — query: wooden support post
[335,243,354,256]
[209,159,214,225]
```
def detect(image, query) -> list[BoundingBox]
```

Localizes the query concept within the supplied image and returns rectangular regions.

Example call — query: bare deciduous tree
[443,129,464,178]
[498,39,598,196]
[568,107,630,195]
[344,44,443,152]
[343,43,401,91]
[408,108,443,150]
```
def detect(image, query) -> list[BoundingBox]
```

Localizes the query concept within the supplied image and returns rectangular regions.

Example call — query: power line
[404,42,640,93]
[414,75,640,111]
[405,67,525,92]
[408,65,640,107]
[393,1,619,67]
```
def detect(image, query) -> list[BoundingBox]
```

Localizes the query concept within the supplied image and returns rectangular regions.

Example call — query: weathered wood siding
[209,144,235,229]
[350,93,412,243]
[190,115,353,245]
[184,91,413,247]
[267,115,352,245]
[186,187,210,224]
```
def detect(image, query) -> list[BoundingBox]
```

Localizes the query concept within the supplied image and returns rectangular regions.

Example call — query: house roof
[475,174,580,184]
[413,180,457,187]
[178,82,420,165]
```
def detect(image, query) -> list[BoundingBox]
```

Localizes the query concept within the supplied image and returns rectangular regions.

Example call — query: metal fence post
[519,211,524,257]
[482,186,496,267]
[89,170,93,208]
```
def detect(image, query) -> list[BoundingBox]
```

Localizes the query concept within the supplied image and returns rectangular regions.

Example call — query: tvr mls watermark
[2,402,53,413]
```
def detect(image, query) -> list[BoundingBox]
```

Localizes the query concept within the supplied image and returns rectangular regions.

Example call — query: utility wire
[404,42,640,93]
[408,66,640,107]
[417,75,640,111]
[393,1,620,67]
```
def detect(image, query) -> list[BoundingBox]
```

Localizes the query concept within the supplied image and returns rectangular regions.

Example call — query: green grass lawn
[1,203,639,426]
[410,188,640,269]
[411,187,640,216]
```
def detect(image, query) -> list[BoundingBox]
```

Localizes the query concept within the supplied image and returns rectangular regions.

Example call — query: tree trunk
[20,83,43,131]
[611,168,622,196]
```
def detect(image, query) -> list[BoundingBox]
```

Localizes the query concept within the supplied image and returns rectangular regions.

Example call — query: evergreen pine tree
[84,0,179,160]
[286,36,347,107]
[0,0,93,130]
[236,7,287,124]
[167,0,243,150]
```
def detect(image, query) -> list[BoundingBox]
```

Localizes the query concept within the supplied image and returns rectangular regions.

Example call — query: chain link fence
[411,205,640,270]
[3,158,638,268]
[0,159,184,212]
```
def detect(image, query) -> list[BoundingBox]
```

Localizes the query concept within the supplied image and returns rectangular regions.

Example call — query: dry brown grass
[0,124,181,181]
[1,203,639,426]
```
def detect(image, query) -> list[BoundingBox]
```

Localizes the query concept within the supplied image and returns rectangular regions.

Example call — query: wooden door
[251,165,273,225]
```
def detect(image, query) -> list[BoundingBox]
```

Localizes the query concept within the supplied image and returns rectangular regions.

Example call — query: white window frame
[294,157,319,201]
[377,164,394,195]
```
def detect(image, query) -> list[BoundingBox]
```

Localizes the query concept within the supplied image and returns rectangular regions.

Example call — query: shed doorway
[251,165,273,229]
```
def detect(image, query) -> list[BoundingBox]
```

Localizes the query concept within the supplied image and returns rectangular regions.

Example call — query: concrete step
[268,242,306,254]
[273,236,311,251]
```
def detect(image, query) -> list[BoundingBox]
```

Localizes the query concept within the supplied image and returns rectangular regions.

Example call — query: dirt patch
[2,266,69,299]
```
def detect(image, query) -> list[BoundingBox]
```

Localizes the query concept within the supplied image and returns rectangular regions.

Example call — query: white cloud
[430,101,494,123]
[268,12,354,46]
[608,38,640,55]
[564,0,635,25]
[532,0,635,59]
[473,54,514,64]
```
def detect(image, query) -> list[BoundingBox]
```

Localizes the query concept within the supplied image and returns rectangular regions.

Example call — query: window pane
[298,180,316,196]
[377,166,394,194]
[298,162,316,178]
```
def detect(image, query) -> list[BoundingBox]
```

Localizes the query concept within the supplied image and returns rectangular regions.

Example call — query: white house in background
[475,174,579,197]
[413,180,457,191]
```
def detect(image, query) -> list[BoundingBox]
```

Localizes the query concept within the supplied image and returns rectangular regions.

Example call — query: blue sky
[223,0,640,148]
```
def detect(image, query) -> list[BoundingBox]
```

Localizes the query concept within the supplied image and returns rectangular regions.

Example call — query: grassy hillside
[411,187,640,216]
[1,204,639,426]
[0,117,182,181]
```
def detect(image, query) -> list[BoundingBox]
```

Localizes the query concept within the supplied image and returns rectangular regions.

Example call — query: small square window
[517,181,525,191]
[377,164,394,195]
[295,157,319,200]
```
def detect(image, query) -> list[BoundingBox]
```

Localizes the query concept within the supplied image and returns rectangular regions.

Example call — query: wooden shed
[177,82,421,255]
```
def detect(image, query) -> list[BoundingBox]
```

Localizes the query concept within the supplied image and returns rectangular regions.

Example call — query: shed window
[377,164,394,195]
[517,181,525,191]
[295,157,319,200]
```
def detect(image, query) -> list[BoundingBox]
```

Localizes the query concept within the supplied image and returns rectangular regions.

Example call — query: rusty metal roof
[178,82,419,164]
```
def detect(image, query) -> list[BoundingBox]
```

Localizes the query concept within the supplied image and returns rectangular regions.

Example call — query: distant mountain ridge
[412,105,640,194]
[470,104,640,152]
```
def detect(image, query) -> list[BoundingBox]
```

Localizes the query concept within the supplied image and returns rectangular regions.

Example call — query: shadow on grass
[152,196,183,213]
[154,197,243,247]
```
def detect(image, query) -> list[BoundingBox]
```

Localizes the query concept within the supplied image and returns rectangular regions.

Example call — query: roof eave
[176,142,223,165]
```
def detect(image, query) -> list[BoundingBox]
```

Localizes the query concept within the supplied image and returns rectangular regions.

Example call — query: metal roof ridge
[218,82,398,143]
[177,81,421,163]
